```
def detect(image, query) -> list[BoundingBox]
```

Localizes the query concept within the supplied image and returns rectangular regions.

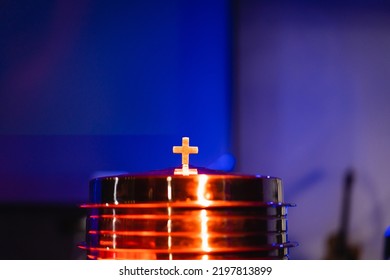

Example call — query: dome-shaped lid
[85,137,294,207]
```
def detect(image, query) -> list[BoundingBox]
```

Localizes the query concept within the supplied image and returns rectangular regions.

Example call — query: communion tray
[80,167,297,260]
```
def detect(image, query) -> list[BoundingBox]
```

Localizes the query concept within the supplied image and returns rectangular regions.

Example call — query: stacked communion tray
[80,137,297,259]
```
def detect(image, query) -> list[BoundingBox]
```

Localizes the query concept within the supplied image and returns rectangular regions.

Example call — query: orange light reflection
[197,174,211,206]
[200,209,211,253]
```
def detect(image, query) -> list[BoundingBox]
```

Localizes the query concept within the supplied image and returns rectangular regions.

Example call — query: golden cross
[173,137,198,176]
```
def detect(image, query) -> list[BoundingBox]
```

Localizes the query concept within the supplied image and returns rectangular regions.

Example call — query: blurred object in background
[324,169,360,259]
[0,204,85,259]
[384,226,390,260]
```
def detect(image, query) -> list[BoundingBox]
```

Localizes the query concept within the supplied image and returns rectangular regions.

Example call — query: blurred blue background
[0,0,232,204]
[1,0,390,260]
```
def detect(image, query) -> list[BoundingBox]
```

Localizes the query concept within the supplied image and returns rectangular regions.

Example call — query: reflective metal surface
[80,168,297,260]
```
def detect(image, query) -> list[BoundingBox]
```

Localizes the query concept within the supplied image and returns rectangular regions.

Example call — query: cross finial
[173,137,198,176]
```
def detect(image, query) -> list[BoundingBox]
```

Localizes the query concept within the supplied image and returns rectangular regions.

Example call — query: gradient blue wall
[0,0,233,203]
